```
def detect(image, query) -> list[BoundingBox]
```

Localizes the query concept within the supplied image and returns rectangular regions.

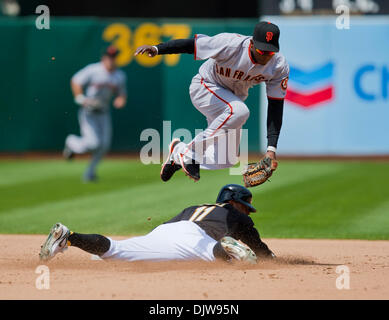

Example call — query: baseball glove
[84,98,104,112]
[242,156,278,188]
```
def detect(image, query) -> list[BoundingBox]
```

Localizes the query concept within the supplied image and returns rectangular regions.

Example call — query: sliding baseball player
[40,184,274,263]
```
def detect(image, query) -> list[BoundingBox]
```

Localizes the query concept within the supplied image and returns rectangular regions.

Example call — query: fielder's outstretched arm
[135,38,195,57]
[265,98,284,159]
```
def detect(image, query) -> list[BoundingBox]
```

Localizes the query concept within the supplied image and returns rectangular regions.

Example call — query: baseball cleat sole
[39,223,70,261]
[160,138,181,181]
[179,154,200,182]
[221,236,257,264]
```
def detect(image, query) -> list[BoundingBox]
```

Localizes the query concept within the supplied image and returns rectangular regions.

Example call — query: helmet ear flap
[216,188,233,204]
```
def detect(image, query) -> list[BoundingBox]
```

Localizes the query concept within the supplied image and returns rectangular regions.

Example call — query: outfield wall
[0,17,260,153]
[260,16,389,155]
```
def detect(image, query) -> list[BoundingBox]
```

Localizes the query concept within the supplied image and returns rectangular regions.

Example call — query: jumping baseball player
[135,21,288,184]
[39,184,274,263]
[63,46,127,182]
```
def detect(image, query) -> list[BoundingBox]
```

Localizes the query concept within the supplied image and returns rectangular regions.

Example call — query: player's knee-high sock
[67,232,111,256]
[84,152,102,179]
[84,144,109,179]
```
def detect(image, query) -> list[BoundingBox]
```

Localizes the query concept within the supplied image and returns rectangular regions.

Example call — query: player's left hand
[265,150,276,160]
[113,96,126,109]
[242,156,278,188]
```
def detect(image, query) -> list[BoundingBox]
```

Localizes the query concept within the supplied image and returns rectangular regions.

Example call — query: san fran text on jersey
[214,63,266,83]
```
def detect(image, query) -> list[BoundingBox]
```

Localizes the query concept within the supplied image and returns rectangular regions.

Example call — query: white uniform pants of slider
[101,221,217,262]
[171,75,250,170]
[65,109,112,180]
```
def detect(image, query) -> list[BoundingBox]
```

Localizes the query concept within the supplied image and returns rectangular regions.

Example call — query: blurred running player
[63,46,127,182]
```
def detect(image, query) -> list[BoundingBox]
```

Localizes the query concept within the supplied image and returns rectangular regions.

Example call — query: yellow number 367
[102,22,192,68]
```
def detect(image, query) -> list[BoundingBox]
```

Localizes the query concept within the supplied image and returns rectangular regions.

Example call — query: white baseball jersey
[72,62,127,112]
[194,33,289,101]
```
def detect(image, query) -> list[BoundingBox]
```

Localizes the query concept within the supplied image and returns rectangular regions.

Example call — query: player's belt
[84,108,108,114]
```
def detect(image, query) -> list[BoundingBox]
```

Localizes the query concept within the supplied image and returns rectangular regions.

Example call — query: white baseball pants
[171,74,250,170]
[65,108,112,179]
[101,221,217,262]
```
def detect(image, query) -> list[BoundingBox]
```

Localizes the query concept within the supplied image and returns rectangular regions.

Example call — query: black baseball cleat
[63,146,74,161]
[179,154,200,182]
[160,138,181,182]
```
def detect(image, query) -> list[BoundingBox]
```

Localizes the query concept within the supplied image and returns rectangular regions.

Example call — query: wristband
[267,146,277,153]
[152,46,159,55]
[74,94,86,106]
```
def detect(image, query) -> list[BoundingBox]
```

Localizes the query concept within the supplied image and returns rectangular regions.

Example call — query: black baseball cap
[102,45,119,58]
[252,21,280,52]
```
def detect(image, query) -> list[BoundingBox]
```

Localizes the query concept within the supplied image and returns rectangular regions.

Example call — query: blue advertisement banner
[260,16,389,155]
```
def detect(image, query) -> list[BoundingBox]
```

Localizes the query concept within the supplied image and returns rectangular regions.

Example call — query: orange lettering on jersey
[225,68,231,78]
[233,70,240,79]
[281,77,288,90]
[254,74,265,82]
[237,71,244,80]
[219,67,224,76]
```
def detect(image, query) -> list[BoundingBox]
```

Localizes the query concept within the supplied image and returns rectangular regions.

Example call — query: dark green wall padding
[0,17,260,152]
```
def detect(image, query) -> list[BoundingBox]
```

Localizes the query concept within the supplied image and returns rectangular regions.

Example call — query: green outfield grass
[0,158,388,239]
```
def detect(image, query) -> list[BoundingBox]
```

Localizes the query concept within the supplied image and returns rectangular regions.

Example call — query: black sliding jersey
[165,203,272,257]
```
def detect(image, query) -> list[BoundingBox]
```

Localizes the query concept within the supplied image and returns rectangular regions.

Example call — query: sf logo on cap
[266,32,273,42]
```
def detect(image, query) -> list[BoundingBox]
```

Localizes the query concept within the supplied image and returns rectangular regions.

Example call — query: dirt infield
[0,235,388,300]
